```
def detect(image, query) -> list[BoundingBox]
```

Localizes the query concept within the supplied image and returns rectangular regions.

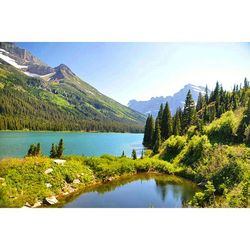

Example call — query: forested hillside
[0,56,145,132]
[143,79,250,207]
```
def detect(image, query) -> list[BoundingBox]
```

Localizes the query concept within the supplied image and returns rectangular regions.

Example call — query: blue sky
[17,42,250,105]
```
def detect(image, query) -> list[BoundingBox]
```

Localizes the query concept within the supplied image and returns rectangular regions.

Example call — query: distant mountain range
[128,84,210,117]
[0,42,145,132]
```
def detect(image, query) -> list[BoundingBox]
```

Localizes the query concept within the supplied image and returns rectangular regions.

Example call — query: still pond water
[64,174,198,208]
[0,131,143,158]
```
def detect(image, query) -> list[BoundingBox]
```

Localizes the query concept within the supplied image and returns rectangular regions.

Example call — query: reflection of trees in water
[82,173,198,206]
[155,179,169,201]
[154,176,198,204]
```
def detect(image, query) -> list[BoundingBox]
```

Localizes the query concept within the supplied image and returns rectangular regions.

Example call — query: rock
[0,177,5,182]
[32,200,42,208]
[62,192,69,196]
[53,159,66,165]
[46,183,52,188]
[43,196,58,205]
[73,179,80,184]
[106,177,115,182]
[44,168,53,174]
[25,202,31,208]
[68,187,75,193]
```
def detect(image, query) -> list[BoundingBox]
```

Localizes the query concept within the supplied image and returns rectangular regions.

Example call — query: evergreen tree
[121,150,125,157]
[182,90,197,132]
[140,150,144,159]
[161,102,173,140]
[173,111,181,135]
[244,77,249,89]
[204,85,209,104]
[35,143,41,156]
[143,115,154,148]
[27,144,36,157]
[153,118,161,154]
[50,143,57,158]
[57,139,64,158]
[196,92,203,111]
[131,149,137,160]
[157,104,164,124]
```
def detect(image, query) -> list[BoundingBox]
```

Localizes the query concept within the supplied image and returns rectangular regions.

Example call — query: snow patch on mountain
[0,50,27,69]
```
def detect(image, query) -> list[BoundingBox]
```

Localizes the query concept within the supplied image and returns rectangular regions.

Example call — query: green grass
[0,155,175,208]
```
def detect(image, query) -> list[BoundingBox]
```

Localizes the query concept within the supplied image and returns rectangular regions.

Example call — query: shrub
[179,135,211,167]
[159,135,186,162]
[205,111,238,143]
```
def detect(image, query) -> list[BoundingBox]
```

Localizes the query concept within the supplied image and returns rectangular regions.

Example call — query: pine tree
[140,150,144,159]
[173,111,181,135]
[57,139,64,158]
[143,115,154,148]
[50,143,57,158]
[204,85,209,104]
[35,143,41,156]
[121,150,125,157]
[157,104,164,124]
[161,102,173,141]
[182,90,197,132]
[196,92,203,111]
[131,149,137,160]
[153,118,161,154]
[244,77,249,89]
[27,144,36,157]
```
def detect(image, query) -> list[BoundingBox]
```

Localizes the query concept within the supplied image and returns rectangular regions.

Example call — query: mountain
[0,43,145,132]
[128,84,210,117]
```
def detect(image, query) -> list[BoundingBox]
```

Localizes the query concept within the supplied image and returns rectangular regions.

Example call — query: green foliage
[189,181,215,207]
[205,111,238,143]
[153,118,161,154]
[143,115,154,148]
[27,143,42,157]
[159,135,186,162]
[49,139,64,158]
[161,102,173,140]
[179,135,211,167]
[131,149,137,160]
[182,90,197,132]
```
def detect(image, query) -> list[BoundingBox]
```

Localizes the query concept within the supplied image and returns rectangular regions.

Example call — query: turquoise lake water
[0,132,144,158]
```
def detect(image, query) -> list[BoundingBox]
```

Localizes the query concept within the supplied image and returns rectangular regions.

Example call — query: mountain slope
[128,84,210,117]
[0,43,145,132]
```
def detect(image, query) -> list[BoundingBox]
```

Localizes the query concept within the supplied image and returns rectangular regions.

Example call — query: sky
[17,42,250,105]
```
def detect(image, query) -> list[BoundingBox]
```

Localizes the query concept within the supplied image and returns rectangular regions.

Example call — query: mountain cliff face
[128,84,210,117]
[0,43,145,132]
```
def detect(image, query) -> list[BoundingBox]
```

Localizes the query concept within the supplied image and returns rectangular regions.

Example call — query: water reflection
[64,173,199,208]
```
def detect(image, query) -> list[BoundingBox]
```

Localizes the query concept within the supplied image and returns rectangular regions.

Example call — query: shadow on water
[63,173,199,208]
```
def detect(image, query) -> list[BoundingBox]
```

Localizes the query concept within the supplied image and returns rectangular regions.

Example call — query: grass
[0,155,176,208]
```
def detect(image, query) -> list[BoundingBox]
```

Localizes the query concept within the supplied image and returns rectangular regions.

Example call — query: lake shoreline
[0,155,198,208]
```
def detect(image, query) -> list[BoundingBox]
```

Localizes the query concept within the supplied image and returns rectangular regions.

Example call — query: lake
[63,173,198,208]
[0,131,143,158]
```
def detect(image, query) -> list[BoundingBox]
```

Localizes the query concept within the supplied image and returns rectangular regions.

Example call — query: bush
[178,135,211,167]
[159,135,186,162]
[205,111,238,143]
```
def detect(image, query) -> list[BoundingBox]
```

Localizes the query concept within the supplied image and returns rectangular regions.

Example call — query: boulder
[53,159,66,165]
[43,196,58,205]
[46,183,52,188]
[32,200,42,208]
[73,179,80,184]
[44,168,53,174]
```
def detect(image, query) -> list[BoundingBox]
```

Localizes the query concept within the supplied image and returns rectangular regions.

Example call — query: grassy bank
[0,155,175,208]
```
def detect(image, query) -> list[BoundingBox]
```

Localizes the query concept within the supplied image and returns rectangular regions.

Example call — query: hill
[0,43,145,132]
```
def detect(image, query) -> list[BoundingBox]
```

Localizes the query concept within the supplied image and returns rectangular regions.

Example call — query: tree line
[143,78,250,153]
